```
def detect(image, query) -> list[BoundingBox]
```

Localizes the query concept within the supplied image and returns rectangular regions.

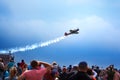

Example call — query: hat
[52,61,57,65]
[78,61,88,68]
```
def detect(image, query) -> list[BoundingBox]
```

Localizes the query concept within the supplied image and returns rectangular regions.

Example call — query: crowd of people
[0,57,120,80]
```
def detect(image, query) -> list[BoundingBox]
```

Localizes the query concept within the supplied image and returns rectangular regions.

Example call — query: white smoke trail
[0,36,66,53]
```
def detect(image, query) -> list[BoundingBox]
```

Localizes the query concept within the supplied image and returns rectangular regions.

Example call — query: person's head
[72,66,79,71]
[21,59,24,63]
[17,63,21,67]
[52,61,57,66]
[52,61,58,69]
[10,59,14,62]
[0,58,3,62]
[87,68,94,76]
[62,67,67,72]
[10,67,17,77]
[78,61,88,72]
[30,60,38,69]
[69,65,72,68]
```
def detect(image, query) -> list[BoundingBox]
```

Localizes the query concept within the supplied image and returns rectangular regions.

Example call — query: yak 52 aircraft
[64,28,79,36]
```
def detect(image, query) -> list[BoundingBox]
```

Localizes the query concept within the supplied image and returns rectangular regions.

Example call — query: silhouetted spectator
[106,65,115,80]
[67,65,72,72]
[7,59,15,72]
[68,61,92,80]
[20,59,26,71]
[59,67,68,80]
[87,68,96,80]
[51,62,59,79]
[16,63,22,76]
[0,58,4,80]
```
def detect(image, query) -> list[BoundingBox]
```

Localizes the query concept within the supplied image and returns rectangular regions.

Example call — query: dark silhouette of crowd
[0,57,120,80]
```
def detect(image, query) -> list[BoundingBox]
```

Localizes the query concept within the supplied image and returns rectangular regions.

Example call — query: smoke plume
[0,36,66,53]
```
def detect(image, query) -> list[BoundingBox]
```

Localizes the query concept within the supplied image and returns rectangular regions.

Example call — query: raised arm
[38,61,52,71]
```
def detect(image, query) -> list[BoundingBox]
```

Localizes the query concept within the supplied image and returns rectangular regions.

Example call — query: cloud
[0,19,68,40]
[1,0,102,15]
[1,19,48,38]
[0,0,52,18]
[0,10,120,48]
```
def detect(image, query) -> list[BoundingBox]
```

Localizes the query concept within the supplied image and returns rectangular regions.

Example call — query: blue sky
[0,0,120,68]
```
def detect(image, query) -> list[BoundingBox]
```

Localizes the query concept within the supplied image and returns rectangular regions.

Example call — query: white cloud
[1,0,49,17]
[2,0,102,14]
[1,0,120,53]
[0,19,68,39]
[4,20,49,38]
[1,14,120,48]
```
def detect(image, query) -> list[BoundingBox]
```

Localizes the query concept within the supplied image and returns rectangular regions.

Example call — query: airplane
[64,28,79,36]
